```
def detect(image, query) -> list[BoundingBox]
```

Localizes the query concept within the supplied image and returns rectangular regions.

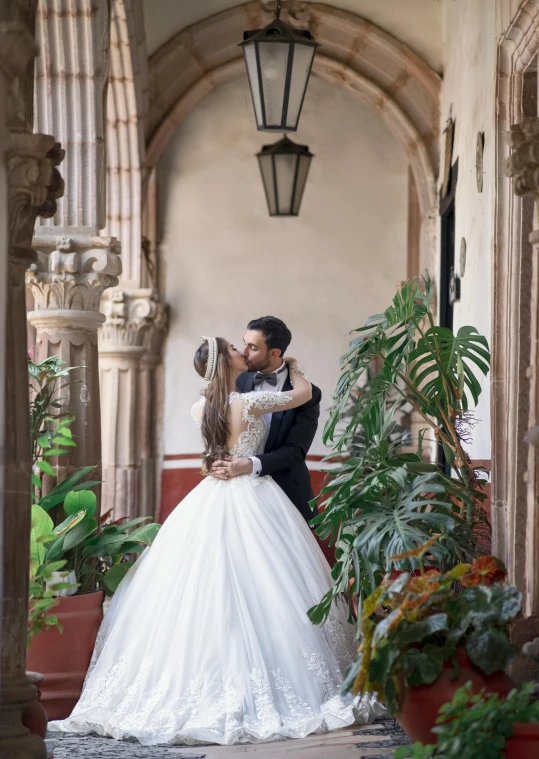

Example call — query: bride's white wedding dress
[49,391,383,746]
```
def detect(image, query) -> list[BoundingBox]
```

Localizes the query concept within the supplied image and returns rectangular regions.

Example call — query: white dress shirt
[249,361,288,477]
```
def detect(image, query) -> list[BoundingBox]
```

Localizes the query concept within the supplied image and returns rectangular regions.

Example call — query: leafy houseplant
[31,488,160,596]
[309,273,490,624]
[27,354,162,720]
[344,539,520,742]
[394,682,539,759]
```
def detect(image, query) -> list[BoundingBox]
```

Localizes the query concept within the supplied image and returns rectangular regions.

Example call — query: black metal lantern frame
[257,135,313,217]
[239,0,319,133]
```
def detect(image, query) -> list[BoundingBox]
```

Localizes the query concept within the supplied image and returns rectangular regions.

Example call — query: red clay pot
[505,723,539,759]
[26,591,103,720]
[21,672,48,738]
[398,647,515,744]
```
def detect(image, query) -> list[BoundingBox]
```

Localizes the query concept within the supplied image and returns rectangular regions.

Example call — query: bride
[49,336,383,746]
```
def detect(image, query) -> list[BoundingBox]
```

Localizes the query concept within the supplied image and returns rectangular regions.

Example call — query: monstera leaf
[408,325,490,412]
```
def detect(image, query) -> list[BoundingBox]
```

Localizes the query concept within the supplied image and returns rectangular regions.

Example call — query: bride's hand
[285,357,296,366]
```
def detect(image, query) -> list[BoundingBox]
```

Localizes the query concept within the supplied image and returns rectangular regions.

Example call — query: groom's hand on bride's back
[210,457,253,480]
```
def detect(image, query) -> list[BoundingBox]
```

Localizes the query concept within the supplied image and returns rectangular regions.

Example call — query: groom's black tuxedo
[236,369,321,524]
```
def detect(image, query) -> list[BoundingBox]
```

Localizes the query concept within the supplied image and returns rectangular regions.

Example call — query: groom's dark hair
[247,316,292,357]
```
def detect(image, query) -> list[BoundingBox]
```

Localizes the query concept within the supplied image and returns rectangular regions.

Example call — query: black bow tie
[254,371,277,386]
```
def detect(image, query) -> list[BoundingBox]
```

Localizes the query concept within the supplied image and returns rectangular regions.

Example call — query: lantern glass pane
[274,153,298,214]
[292,154,311,214]
[286,43,316,129]
[258,154,277,215]
[259,42,290,127]
[243,43,263,128]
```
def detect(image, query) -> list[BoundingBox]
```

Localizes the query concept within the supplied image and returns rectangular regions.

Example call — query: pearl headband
[201,336,218,381]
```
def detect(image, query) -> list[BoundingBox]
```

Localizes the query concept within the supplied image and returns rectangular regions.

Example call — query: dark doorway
[438,160,458,472]
[439,159,458,331]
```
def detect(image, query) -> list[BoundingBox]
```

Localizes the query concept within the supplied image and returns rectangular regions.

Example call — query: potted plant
[309,273,489,625]
[26,355,161,718]
[394,682,539,759]
[343,538,519,744]
[24,558,70,738]
[27,487,160,719]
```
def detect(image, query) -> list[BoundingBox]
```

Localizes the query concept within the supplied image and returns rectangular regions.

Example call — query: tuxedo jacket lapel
[237,372,255,393]
[264,372,293,453]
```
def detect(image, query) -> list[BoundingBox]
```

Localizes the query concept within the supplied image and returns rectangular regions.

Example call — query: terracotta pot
[26,591,103,720]
[21,672,48,738]
[398,647,515,744]
[505,723,539,759]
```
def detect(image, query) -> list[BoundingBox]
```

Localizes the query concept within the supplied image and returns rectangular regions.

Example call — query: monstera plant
[309,273,490,624]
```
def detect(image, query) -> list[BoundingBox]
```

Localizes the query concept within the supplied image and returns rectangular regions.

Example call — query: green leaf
[32,473,42,489]
[30,504,54,567]
[53,509,86,537]
[399,614,448,645]
[62,517,97,551]
[44,448,70,457]
[38,480,101,512]
[36,460,55,476]
[101,562,134,595]
[126,523,160,545]
[64,489,97,517]
[52,436,77,447]
[465,628,516,675]
[402,645,444,687]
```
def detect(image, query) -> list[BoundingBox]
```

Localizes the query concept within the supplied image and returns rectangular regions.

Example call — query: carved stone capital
[99,288,161,352]
[27,234,121,316]
[142,298,169,366]
[7,133,64,262]
[505,117,539,199]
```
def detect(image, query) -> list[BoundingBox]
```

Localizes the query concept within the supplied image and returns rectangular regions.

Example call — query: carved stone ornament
[505,117,539,198]
[27,234,122,314]
[259,0,311,24]
[100,288,161,349]
[476,131,484,193]
[7,134,65,257]
[142,297,169,365]
[460,237,467,277]
[441,116,455,200]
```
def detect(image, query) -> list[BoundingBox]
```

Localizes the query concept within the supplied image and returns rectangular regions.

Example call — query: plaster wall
[439,0,497,462]
[158,74,408,458]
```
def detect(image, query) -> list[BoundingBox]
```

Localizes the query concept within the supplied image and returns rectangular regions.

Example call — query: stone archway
[493,0,539,615]
[144,1,440,273]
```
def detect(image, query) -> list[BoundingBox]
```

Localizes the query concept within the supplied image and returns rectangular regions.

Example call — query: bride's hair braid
[194,337,231,472]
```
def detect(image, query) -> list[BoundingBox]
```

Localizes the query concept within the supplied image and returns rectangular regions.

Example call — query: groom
[212,316,321,524]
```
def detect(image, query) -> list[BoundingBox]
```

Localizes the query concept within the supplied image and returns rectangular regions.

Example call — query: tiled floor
[46,720,409,758]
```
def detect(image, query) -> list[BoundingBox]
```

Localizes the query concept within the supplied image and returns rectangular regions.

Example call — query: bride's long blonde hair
[193,337,231,472]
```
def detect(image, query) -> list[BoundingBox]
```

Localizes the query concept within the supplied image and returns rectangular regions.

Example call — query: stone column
[28,0,119,489]
[26,235,121,483]
[99,289,160,519]
[1,83,65,759]
[0,6,66,757]
[506,117,539,617]
[139,299,168,518]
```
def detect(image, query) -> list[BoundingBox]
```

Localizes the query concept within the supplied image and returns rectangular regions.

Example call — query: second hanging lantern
[239,0,319,132]
[257,135,313,216]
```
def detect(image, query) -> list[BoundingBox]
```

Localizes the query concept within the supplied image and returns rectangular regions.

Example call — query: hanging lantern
[257,135,313,216]
[239,0,319,133]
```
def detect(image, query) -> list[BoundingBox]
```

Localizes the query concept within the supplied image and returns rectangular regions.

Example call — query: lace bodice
[191,391,293,458]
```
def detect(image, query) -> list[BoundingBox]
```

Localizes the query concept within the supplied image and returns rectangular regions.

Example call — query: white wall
[158,74,408,457]
[439,0,497,461]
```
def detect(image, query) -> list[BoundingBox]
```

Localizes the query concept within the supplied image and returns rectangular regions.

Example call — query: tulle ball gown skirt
[49,475,383,745]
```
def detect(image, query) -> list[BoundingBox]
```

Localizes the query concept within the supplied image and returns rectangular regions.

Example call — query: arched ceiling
[143,0,443,73]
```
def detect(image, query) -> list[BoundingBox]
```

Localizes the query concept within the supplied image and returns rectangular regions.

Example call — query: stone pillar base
[0,675,46,759]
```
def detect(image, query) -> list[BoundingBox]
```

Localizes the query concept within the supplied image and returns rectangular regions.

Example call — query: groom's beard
[245,356,272,374]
